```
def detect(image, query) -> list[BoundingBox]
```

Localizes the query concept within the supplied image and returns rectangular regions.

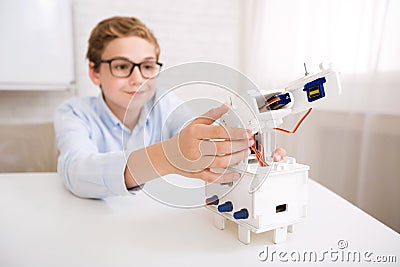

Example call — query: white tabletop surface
[0,172,399,267]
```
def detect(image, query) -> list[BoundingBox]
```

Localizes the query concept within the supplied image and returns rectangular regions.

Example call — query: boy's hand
[162,103,252,183]
[162,103,286,183]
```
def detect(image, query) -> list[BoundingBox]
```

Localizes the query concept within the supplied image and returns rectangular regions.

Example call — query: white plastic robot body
[205,63,341,244]
[206,157,309,244]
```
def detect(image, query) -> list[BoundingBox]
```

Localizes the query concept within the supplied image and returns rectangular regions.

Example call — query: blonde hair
[86,16,160,71]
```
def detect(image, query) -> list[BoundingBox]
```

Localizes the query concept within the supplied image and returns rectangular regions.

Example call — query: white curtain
[243,0,400,232]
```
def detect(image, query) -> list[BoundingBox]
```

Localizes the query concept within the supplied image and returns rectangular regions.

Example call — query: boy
[54,16,285,199]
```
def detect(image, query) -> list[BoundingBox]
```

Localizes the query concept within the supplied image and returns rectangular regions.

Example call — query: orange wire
[259,97,280,111]
[274,108,312,134]
[259,143,265,163]
[259,143,268,167]
[250,144,269,167]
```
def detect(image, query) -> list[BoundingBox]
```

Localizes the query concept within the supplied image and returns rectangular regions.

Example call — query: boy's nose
[129,65,144,83]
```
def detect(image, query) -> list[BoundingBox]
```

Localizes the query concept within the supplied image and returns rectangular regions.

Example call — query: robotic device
[205,63,342,244]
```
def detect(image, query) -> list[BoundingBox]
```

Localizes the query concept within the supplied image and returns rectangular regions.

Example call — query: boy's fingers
[191,103,229,125]
[273,147,287,162]
[198,170,241,184]
[198,138,253,156]
[192,125,251,140]
[209,148,250,168]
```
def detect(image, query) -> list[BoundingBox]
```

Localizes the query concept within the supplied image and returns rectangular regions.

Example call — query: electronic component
[303,77,326,102]
[233,208,249,220]
[205,195,219,205]
[218,201,233,212]
[258,92,292,111]
[266,92,292,110]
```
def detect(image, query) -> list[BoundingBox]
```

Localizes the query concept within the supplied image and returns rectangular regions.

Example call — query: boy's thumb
[192,102,230,125]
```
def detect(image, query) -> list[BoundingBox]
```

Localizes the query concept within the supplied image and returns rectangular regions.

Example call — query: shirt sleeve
[54,101,132,199]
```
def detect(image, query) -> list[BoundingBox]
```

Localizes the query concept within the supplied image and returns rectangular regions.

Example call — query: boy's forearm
[124,142,173,188]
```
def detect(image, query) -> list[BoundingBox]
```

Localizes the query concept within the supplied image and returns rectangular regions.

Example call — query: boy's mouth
[126,91,144,96]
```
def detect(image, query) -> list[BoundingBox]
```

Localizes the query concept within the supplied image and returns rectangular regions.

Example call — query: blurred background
[0,0,399,233]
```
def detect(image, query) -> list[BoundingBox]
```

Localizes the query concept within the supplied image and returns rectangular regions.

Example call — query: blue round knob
[233,208,249,219]
[218,201,233,212]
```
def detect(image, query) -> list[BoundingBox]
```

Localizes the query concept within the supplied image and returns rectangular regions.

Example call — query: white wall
[0,0,243,123]
[72,0,244,97]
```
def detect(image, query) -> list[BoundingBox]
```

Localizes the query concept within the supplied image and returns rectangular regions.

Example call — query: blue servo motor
[266,92,292,110]
[303,77,326,102]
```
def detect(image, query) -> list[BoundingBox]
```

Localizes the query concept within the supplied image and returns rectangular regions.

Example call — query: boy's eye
[114,63,129,70]
[142,63,156,70]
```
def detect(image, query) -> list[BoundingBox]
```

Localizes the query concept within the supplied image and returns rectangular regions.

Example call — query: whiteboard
[0,0,74,91]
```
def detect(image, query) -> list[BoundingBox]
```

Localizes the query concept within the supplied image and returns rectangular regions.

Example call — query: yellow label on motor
[308,86,320,98]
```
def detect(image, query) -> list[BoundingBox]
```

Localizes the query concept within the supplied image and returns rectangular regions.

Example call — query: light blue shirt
[54,92,193,199]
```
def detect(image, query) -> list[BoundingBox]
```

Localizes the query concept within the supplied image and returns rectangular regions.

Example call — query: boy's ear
[88,61,101,86]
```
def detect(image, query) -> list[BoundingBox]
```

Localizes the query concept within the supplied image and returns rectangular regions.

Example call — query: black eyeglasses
[96,58,163,79]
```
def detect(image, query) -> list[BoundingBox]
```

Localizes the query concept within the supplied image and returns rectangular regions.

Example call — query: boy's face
[89,36,157,116]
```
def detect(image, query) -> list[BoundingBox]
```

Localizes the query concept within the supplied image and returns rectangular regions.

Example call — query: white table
[1,173,399,267]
